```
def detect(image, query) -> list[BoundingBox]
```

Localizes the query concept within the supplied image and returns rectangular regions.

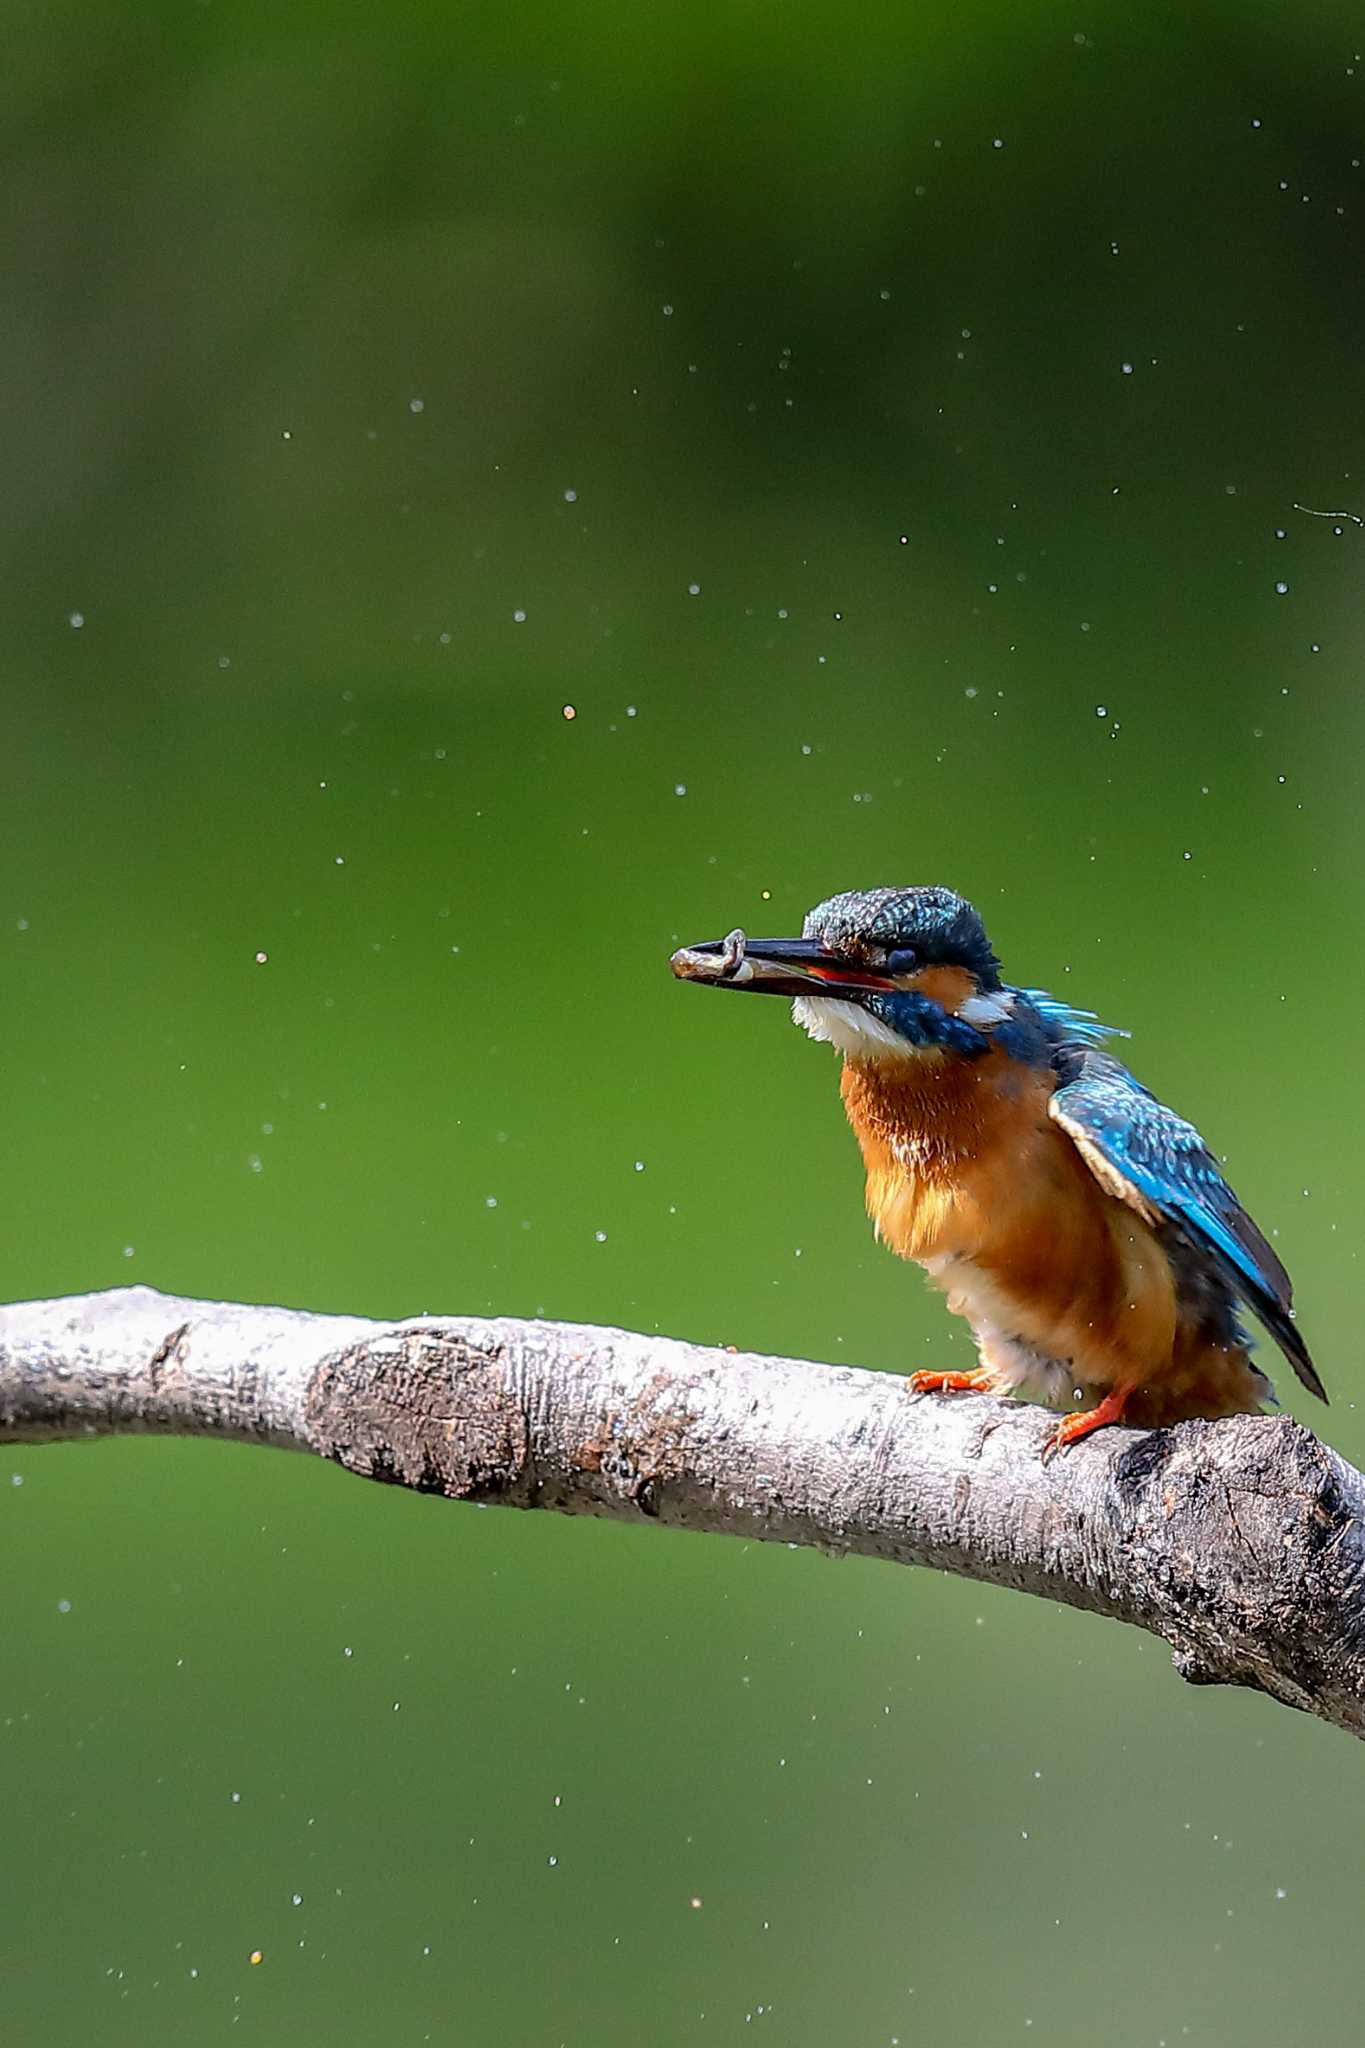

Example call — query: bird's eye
[886,947,918,976]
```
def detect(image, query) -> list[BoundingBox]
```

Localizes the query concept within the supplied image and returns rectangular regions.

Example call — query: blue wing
[1048,1046,1325,1402]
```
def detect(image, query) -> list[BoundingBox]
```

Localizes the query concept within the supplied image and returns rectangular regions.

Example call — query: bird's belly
[871,1125,1182,1393]
[924,1235,1268,1421]
[921,1251,1110,1408]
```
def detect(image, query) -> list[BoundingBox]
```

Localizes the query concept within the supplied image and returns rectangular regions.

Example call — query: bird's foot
[907,1370,996,1397]
[1039,1385,1134,1464]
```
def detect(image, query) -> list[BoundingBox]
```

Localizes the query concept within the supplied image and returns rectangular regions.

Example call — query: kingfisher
[670,885,1325,1457]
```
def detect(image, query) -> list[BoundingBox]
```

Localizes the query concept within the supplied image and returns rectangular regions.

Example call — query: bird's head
[670,886,1008,1060]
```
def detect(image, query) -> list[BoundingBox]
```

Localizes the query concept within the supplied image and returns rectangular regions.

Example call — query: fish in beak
[669,929,897,999]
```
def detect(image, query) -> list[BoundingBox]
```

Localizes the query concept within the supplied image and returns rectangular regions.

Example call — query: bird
[670,885,1325,1458]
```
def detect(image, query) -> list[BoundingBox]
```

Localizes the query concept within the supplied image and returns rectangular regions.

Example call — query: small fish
[671,927,750,984]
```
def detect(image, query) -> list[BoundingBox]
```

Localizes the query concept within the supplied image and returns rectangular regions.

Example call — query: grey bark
[1,1284,1362,1739]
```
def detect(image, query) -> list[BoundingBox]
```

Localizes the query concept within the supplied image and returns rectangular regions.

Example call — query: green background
[4,2,1365,2042]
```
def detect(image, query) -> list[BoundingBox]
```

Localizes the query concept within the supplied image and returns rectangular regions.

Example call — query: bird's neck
[840,1046,1054,1265]
[840,1051,992,1178]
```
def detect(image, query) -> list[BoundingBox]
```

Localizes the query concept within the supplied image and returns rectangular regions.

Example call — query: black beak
[669,930,895,998]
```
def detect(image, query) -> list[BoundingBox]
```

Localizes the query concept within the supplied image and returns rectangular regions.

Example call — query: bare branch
[2,1285,1362,1738]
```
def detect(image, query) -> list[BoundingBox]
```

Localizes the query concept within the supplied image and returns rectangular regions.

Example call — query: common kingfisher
[670,885,1325,1458]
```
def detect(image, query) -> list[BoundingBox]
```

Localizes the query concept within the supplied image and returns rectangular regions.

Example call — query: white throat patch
[791,984,1015,1060]
[791,995,912,1060]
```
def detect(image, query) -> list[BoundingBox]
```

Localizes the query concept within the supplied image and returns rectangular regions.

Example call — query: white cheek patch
[958,989,1014,1027]
[791,995,915,1059]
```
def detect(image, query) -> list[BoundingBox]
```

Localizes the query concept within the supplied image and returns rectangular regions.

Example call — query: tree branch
[2,1285,1362,1738]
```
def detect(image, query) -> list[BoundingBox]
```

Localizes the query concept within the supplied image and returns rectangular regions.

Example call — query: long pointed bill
[669,929,896,998]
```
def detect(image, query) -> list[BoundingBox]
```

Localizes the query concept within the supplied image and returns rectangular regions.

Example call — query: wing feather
[1048,1048,1325,1402]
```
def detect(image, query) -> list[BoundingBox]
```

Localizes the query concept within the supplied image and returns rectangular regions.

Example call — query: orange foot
[1039,1384,1134,1465]
[907,1370,996,1397]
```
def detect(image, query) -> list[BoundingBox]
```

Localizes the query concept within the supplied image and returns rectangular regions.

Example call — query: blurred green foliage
[3,2,1365,2043]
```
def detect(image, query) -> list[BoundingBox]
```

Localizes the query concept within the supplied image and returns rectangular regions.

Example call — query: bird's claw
[1038,1387,1134,1464]
[907,1370,996,1397]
